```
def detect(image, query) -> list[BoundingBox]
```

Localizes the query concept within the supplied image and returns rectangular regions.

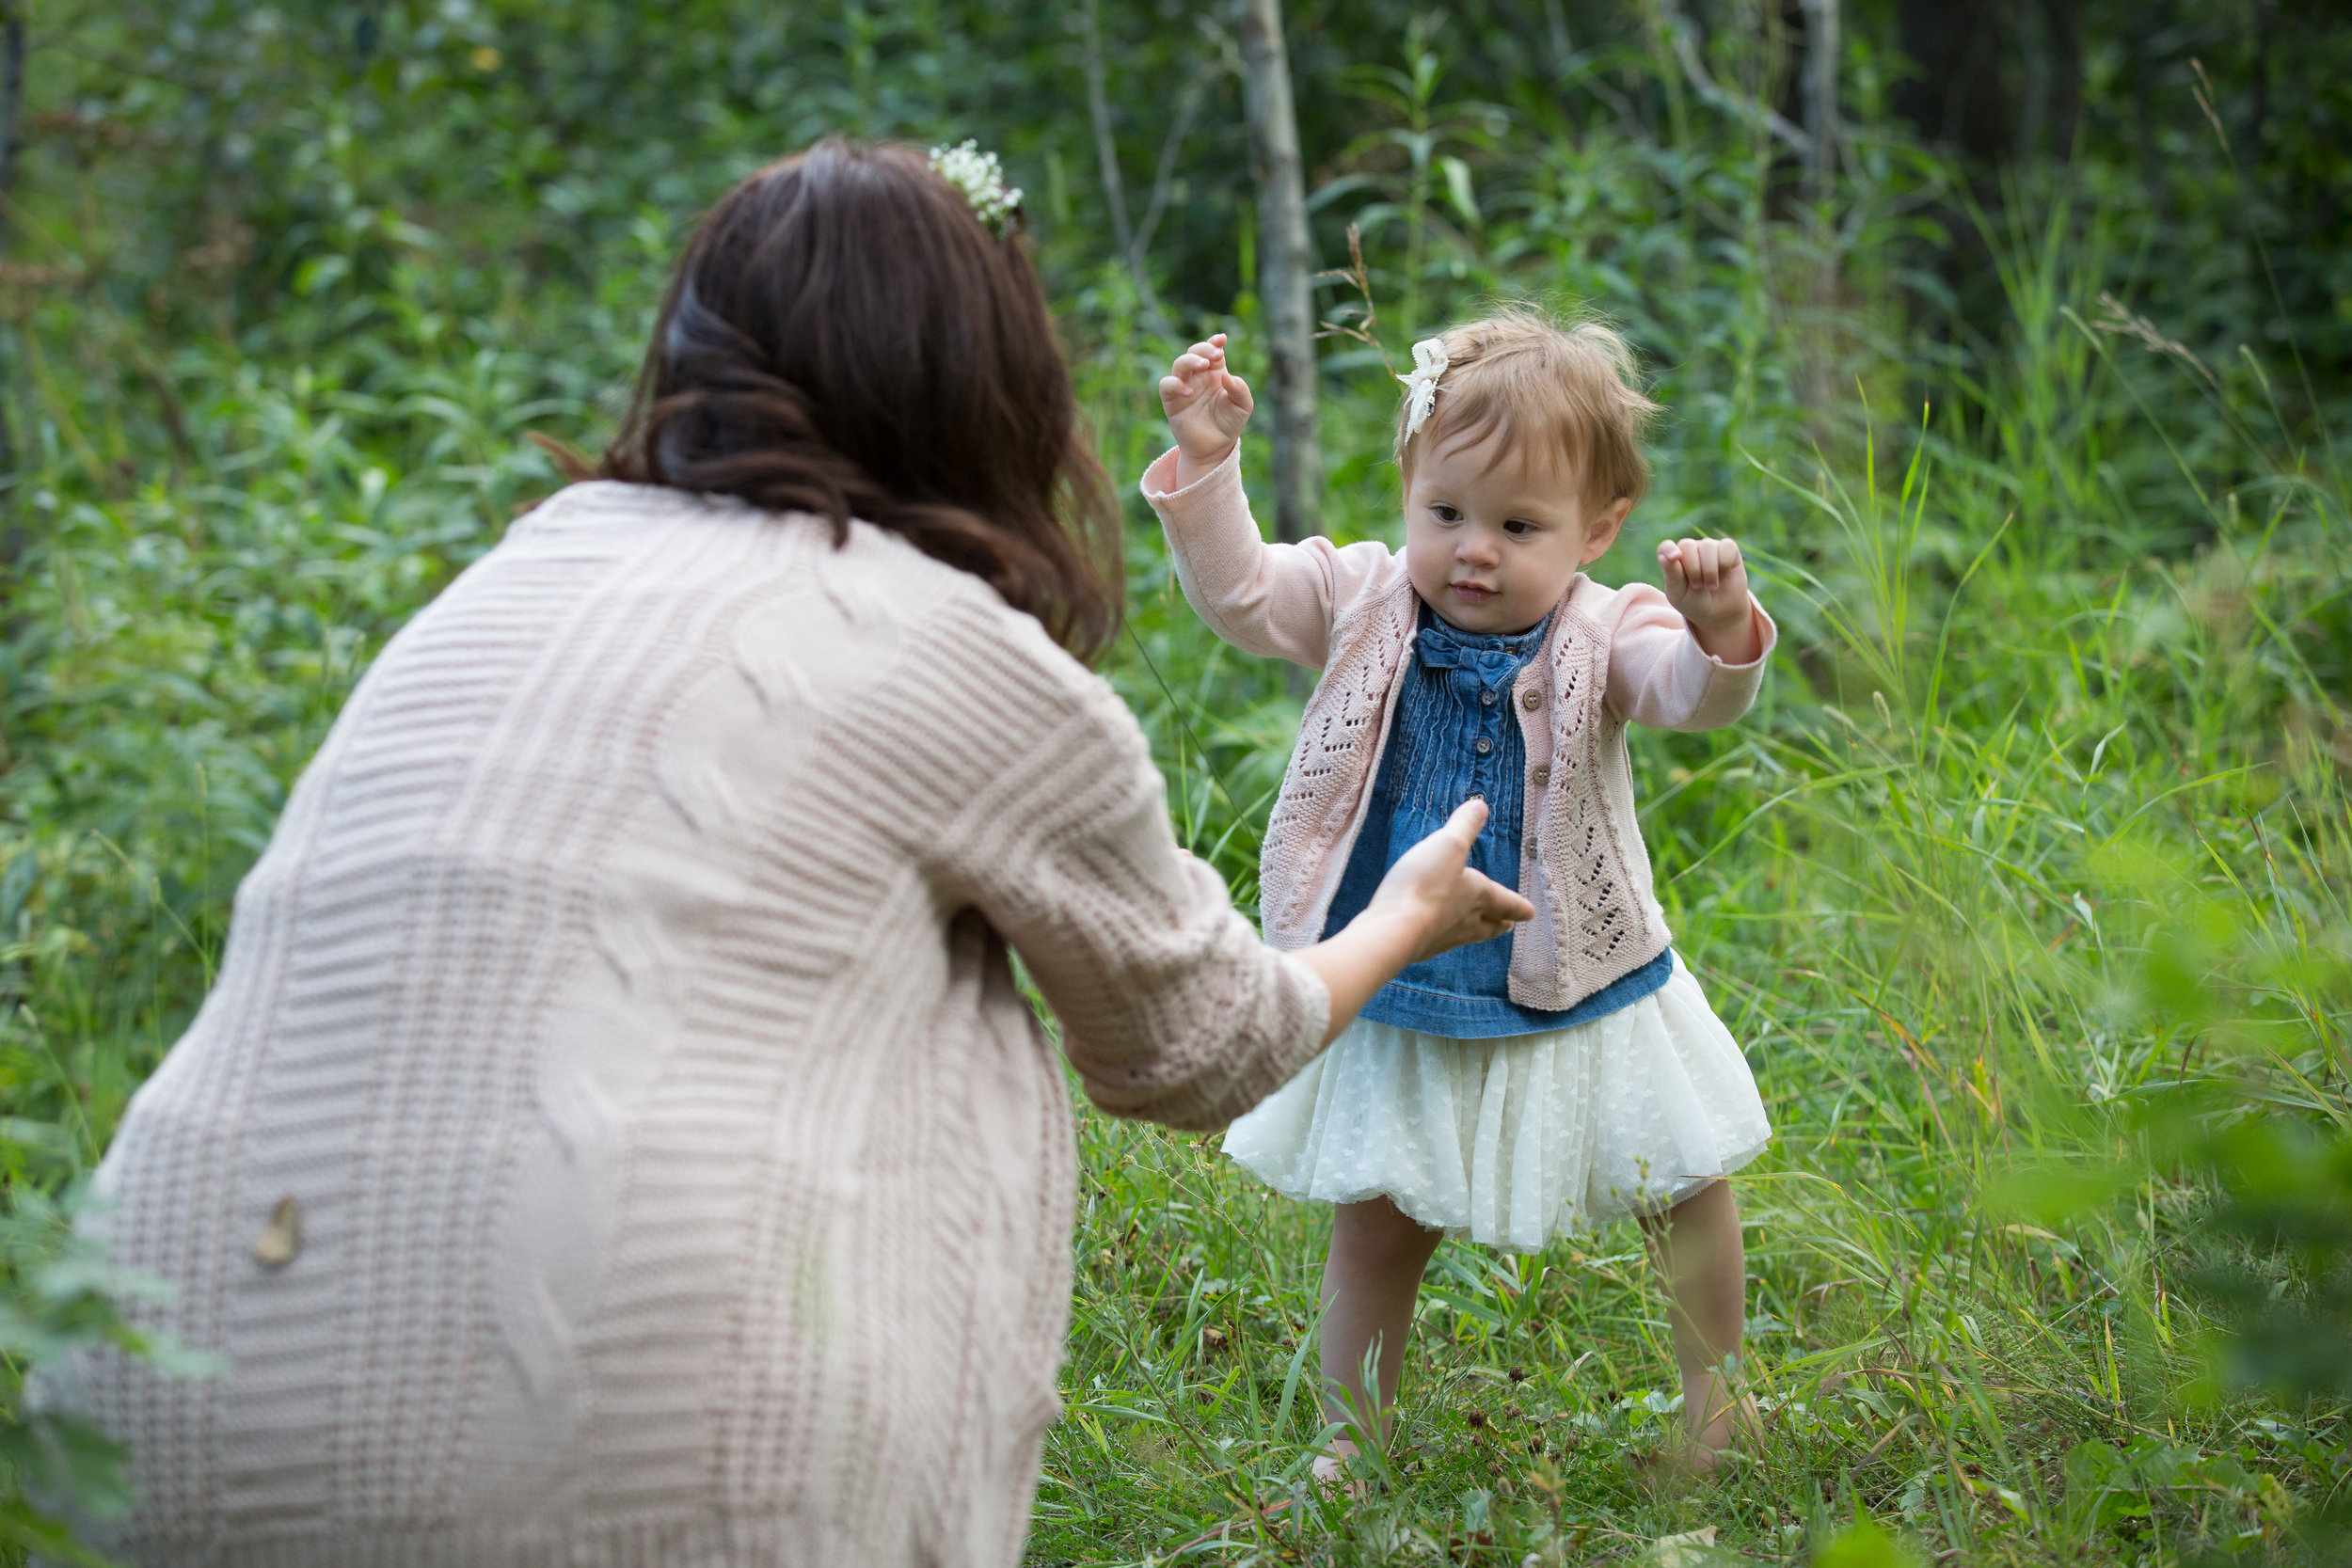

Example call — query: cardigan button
[1519,688,1542,710]
[1524,835,1539,856]
[1532,764,1551,786]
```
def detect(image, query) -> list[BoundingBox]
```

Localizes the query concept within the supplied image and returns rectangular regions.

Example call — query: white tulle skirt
[1222,956,1771,1253]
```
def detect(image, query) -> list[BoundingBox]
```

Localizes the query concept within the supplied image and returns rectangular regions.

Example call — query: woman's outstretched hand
[1368,799,1532,962]
[1160,333,1255,488]
[1294,800,1536,1046]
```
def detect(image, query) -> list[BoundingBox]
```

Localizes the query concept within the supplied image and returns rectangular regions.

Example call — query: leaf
[251,1196,302,1269]
[1815,1521,1918,1568]
[1439,155,1479,226]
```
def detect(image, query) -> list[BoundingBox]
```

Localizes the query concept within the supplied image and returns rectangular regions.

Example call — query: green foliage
[3,1,2349,1563]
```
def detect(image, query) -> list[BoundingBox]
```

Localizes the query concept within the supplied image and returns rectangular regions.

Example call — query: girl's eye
[1433,504,1462,524]
[1504,518,1536,536]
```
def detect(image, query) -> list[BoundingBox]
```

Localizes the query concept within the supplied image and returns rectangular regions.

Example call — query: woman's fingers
[1363,800,1540,962]
[1467,868,1535,927]
[1421,866,1531,958]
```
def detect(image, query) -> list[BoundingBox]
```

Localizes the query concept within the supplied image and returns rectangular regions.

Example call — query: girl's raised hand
[1160,334,1254,486]
[1659,536,1764,665]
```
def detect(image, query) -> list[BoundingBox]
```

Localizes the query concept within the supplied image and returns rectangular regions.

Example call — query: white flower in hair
[929,140,1023,237]
[1397,337,1449,436]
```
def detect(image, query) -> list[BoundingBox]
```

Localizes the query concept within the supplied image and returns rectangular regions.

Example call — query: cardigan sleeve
[1139,445,1400,671]
[924,599,1331,1131]
[1601,582,1778,732]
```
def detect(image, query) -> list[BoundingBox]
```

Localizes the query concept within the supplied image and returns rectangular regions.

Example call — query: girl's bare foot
[1310,1437,1373,1497]
[1684,1395,1764,1474]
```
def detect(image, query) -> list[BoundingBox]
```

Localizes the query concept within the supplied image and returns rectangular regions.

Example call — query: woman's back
[72,479,1264,1565]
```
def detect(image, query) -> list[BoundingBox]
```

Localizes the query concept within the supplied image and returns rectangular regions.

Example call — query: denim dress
[1317,605,1674,1037]
[1224,603,1772,1249]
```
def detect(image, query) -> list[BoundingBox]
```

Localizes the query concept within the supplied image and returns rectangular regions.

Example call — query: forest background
[1,0,2349,1563]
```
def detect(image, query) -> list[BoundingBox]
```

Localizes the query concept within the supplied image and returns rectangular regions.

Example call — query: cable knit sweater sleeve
[923,596,1331,1132]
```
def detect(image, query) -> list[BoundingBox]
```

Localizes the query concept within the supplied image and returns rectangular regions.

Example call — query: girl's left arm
[1603,583,1778,732]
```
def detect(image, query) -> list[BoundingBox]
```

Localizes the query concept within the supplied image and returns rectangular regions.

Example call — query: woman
[56,139,1528,1566]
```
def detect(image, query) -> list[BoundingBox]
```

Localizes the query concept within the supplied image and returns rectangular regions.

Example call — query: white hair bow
[1397,337,1448,437]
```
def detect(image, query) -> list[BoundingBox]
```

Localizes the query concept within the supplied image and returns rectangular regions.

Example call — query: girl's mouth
[1450,581,1498,602]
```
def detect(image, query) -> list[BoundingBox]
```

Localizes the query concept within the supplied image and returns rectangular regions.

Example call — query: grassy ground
[4,14,2349,1561]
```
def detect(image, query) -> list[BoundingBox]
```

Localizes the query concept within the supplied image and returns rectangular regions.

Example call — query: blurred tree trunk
[1799,0,1839,414]
[1235,0,1321,543]
[1800,0,1837,204]
[0,7,26,634]
[1892,0,2083,165]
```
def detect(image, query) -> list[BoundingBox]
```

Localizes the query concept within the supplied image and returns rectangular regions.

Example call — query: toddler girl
[1142,312,1774,1473]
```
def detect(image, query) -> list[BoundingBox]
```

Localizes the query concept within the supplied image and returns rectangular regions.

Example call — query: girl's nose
[1456,530,1501,567]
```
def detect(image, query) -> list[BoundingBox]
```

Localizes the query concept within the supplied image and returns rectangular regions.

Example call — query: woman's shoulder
[504,481,1135,743]
[505,479,722,535]
[776,507,1142,742]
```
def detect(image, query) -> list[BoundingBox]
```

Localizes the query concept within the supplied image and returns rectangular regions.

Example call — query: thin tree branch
[1132,66,1210,264]
[1654,0,1809,156]
[1078,0,1170,333]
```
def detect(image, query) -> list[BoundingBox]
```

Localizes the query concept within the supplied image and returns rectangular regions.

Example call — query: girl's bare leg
[1317,1196,1445,1466]
[1640,1178,1750,1459]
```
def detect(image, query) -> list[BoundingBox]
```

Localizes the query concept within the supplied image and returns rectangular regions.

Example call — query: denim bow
[1415,618,1541,677]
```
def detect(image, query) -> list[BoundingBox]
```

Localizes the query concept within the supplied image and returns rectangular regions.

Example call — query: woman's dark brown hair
[600,137,1120,659]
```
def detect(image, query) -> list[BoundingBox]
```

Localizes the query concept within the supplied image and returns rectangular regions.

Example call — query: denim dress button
[1481,689,1498,706]
[1474,736,1492,754]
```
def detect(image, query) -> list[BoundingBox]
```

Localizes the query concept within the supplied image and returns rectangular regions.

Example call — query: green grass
[4,8,2350,1561]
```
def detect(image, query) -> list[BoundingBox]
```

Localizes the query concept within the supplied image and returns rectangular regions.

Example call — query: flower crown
[1397,337,1448,437]
[929,140,1023,238]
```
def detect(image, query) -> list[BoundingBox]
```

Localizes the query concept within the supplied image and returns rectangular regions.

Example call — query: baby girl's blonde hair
[1393,309,1661,510]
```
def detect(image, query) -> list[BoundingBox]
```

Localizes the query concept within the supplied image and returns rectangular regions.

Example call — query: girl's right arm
[1143,335,1398,670]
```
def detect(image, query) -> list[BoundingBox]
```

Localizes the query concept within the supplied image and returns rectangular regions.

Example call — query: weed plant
[2,4,2347,1563]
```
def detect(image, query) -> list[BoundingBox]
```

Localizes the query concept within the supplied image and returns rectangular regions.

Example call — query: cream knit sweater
[59,482,1329,1567]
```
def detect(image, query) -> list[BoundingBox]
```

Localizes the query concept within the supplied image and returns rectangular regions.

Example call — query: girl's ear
[1580,497,1634,563]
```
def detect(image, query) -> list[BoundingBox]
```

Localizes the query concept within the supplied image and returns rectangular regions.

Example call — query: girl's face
[1402,429,1632,636]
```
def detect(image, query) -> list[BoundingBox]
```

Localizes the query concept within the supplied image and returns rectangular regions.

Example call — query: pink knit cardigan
[1142,445,1776,1011]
